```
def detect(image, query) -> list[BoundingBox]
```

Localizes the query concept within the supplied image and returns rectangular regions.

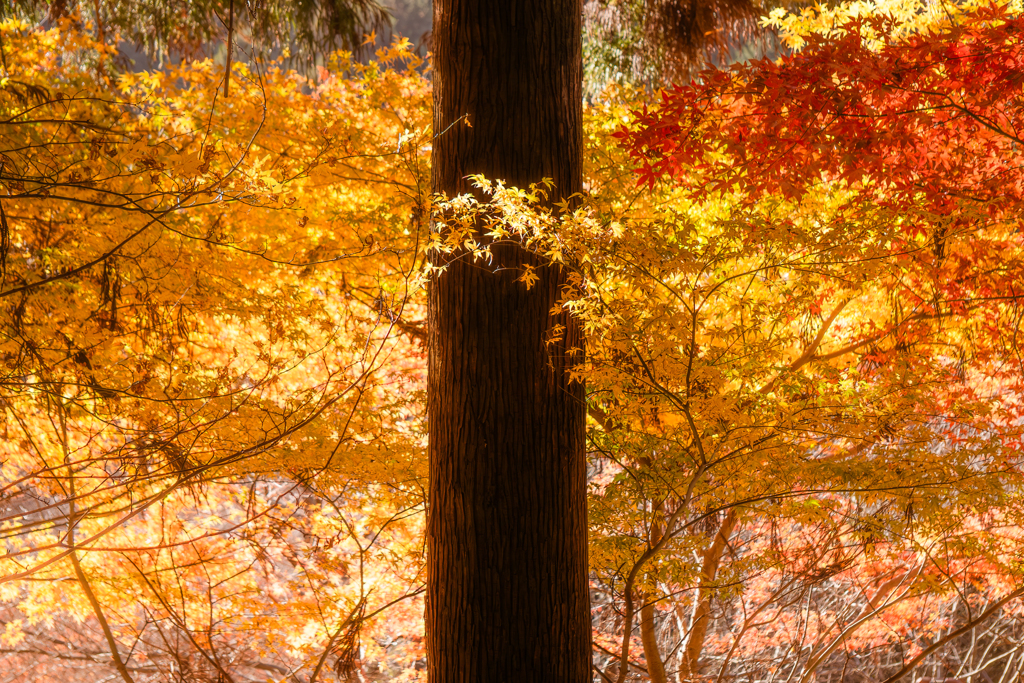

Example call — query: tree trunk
[640,508,669,683]
[680,510,738,680]
[426,2,590,683]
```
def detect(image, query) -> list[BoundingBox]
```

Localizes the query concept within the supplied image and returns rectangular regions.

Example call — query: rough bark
[426,2,590,683]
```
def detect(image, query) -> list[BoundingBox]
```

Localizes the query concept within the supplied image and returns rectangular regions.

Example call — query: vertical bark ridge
[427,1,590,682]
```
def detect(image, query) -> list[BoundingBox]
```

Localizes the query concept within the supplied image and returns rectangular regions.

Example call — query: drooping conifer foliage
[4,0,389,65]
[583,0,765,92]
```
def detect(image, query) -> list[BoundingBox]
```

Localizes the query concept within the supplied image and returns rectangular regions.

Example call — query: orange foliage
[1,7,1023,683]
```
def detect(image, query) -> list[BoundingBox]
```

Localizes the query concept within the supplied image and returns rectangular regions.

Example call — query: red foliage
[620,3,1024,225]
[618,3,1024,426]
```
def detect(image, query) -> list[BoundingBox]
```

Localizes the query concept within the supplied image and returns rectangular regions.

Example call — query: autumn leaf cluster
[2,4,1024,682]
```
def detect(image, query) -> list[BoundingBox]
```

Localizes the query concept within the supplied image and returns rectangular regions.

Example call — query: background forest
[1,0,1024,682]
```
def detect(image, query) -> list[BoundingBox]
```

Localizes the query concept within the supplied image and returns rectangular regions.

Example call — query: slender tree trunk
[427,2,590,682]
[680,510,738,680]
[640,508,669,683]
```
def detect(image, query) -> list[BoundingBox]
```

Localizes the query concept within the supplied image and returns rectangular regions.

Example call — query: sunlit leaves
[0,21,429,679]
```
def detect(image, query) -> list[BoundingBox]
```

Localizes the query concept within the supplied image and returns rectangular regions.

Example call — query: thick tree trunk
[426,2,590,683]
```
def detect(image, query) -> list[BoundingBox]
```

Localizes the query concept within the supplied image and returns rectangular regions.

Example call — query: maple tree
[594,3,1024,681]
[1,2,1024,683]
[0,19,430,681]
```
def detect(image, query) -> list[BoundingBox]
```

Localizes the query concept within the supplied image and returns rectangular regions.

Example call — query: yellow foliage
[1,15,1022,683]
[764,0,1024,49]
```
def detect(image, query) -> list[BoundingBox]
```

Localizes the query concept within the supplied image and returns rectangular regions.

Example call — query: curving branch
[881,584,1024,683]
